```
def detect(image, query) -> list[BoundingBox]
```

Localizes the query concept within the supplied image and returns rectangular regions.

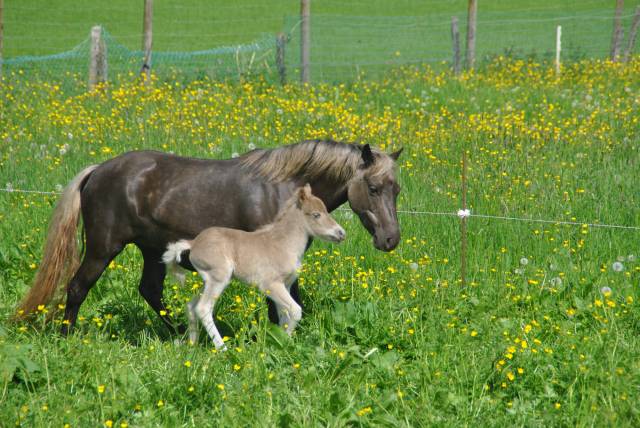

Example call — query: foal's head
[296,184,346,243]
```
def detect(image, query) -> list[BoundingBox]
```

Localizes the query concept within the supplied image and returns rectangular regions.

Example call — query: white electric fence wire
[2,188,638,231]
[1,188,62,195]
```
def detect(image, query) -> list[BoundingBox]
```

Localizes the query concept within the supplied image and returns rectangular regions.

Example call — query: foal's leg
[267,280,304,325]
[266,239,311,324]
[264,282,302,335]
[191,270,231,350]
[137,245,181,334]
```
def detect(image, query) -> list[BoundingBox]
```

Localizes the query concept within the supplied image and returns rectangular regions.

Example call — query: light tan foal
[163,184,346,350]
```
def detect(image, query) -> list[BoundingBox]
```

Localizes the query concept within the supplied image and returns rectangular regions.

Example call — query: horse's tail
[14,164,99,319]
[162,240,192,284]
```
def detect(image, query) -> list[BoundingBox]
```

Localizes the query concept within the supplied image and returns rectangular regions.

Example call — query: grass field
[4,1,640,81]
[4,0,630,55]
[1,56,639,426]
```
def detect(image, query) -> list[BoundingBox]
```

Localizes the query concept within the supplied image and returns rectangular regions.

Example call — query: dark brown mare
[15,140,402,335]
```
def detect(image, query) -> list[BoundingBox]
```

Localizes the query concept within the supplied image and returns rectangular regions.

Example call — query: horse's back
[79,151,233,247]
[78,150,294,251]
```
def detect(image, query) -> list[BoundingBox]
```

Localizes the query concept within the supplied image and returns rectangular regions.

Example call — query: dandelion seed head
[247,142,256,150]
[409,262,419,271]
[600,286,612,296]
[515,268,523,275]
[627,254,635,262]
[520,257,529,266]
[612,262,624,272]
[231,152,239,159]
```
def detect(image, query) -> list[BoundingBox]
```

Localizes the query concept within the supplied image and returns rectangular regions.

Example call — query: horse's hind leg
[137,246,182,334]
[61,247,121,335]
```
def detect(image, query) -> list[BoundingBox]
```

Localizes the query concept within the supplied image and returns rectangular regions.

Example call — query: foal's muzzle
[330,226,346,243]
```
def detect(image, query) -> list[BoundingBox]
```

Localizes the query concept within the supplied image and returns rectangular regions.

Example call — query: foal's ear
[390,147,403,161]
[360,144,375,168]
[297,183,312,204]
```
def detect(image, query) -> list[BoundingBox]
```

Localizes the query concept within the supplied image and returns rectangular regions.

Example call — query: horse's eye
[312,212,321,219]
[368,185,378,195]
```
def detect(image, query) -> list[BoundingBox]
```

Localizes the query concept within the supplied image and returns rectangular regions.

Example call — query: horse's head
[297,184,346,243]
[347,144,402,252]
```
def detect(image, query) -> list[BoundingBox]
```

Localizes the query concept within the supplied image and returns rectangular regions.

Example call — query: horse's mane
[239,139,395,182]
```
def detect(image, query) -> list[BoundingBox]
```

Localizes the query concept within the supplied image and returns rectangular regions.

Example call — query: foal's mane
[255,190,304,232]
[239,139,395,182]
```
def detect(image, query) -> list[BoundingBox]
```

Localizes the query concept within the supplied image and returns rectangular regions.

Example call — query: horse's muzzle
[374,231,400,252]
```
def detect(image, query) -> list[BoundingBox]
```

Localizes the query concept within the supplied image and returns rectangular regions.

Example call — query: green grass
[1,57,640,425]
[4,1,640,81]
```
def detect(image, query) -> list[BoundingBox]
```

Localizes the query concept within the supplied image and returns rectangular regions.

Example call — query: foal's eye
[312,212,321,219]
[368,185,379,195]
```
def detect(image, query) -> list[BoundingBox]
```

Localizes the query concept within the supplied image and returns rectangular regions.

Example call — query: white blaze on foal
[162,184,346,350]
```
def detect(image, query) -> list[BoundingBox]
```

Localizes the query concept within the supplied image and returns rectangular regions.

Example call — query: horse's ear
[361,144,375,168]
[390,147,403,161]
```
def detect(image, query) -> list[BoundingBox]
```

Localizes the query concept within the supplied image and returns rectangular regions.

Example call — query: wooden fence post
[460,150,468,287]
[0,0,4,81]
[466,0,477,69]
[555,25,562,75]
[141,0,153,81]
[276,33,287,85]
[623,6,640,63]
[89,26,107,90]
[611,0,625,61]
[300,0,310,83]
[451,16,461,75]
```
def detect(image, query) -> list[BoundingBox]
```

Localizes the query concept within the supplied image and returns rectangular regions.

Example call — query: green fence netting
[3,28,277,82]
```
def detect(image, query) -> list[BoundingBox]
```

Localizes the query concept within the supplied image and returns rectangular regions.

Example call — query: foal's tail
[14,164,99,319]
[162,240,192,284]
